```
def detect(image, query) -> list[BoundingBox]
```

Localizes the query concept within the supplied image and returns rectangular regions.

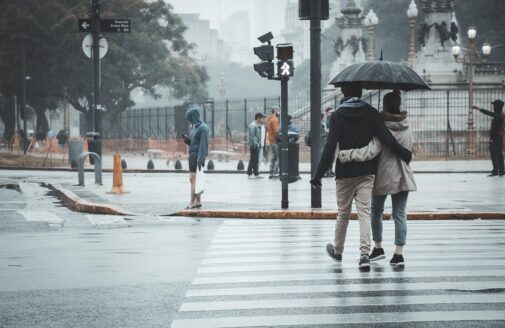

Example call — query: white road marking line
[200,252,505,265]
[180,294,505,312]
[206,245,499,255]
[18,210,64,224]
[192,269,505,285]
[86,215,126,226]
[186,280,505,297]
[171,310,505,328]
[197,259,505,274]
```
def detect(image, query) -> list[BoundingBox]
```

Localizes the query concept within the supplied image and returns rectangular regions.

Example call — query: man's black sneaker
[390,254,405,267]
[369,247,386,261]
[326,243,342,262]
[488,172,499,177]
[358,254,370,268]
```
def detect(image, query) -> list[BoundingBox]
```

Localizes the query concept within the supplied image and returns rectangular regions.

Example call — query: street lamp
[364,9,379,61]
[407,0,418,65]
[451,27,492,155]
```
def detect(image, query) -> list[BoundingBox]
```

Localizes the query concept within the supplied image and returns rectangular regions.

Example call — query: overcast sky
[166,0,288,46]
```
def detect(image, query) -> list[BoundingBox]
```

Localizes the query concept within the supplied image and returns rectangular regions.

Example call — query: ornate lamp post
[364,9,378,61]
[407,0,418,65]
[451,27,492,155]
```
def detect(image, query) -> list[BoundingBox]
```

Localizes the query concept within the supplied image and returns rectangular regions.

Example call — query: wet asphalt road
[1,185,505,327]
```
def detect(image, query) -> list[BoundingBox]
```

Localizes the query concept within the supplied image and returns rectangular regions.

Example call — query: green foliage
[0,0,208,135]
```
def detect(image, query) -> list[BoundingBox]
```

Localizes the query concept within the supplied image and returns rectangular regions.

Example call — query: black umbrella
[329,60,431,91]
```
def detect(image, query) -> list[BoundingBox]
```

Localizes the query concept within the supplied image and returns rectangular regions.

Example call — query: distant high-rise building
[219,11,254,65]
[179,13,231,63]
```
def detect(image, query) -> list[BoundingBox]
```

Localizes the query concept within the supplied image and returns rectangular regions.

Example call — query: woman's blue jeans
[371,191,409,246]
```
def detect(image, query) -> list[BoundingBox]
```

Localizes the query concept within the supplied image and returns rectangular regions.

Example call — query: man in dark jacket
[184,107,209,209]
[473,99,505,176]
[310,82,412,268]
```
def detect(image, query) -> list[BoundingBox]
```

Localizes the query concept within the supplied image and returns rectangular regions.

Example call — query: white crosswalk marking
[18,210,64,225]
[171,220,505,327]
[86,214,126,227]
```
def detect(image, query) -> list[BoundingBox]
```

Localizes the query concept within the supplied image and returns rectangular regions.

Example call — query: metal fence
[101,87,505,159]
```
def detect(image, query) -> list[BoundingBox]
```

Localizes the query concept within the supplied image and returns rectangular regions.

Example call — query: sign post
[78,1,130,157]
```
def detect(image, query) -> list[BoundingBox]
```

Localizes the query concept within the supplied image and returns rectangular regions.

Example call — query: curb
[41,183,505,221]
[169,209,505,220]
[46,183,132,216]
[0,166,489,174]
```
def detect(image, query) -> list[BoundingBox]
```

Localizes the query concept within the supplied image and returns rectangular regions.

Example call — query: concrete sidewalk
[0,149,494,173]
[1,168,504,219]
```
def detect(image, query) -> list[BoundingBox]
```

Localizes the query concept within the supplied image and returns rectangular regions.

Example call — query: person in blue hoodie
[183,107,209,209]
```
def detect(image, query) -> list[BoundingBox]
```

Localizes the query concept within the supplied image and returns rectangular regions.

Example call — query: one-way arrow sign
[78,18,131,33]
[78,19,92,32]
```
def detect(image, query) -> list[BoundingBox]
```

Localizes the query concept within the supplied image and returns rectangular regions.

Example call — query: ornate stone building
[412,0,463,84]
[329,0,366,80]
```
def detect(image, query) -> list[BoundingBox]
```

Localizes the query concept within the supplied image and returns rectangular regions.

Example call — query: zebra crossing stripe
[216,222,505,229]
[192,269,505,285]
[86,215,126,226]
[210,234,504,244]
[186,280,505,297]
[197,259,505,274]
[209,239,504,249]
[180,294,505,312]
[200,252,505,265]
[171,310,505,328]
[206,245,499,256]
[18,210,64,224]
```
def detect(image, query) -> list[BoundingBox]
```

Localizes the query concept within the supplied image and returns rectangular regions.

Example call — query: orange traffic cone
[110,152,125,194]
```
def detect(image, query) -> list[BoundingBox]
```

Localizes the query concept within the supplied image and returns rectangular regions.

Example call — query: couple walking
[311,82,416,268]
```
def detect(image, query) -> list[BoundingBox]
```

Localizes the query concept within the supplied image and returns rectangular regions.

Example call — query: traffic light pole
[280,77,289,209]
[310,0,322,208]
[91,0,101,138]
[21,32,27,153]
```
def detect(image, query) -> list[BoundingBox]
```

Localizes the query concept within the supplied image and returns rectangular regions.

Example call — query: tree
[0,0,208,139]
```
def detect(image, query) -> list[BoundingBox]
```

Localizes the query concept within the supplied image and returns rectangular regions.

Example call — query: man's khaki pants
[334,175,374,255]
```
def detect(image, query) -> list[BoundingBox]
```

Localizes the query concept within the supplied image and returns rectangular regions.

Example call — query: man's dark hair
[255,112,265,120]
[383,92,401,114]
[341,82,362,98]
[492,99,504,112]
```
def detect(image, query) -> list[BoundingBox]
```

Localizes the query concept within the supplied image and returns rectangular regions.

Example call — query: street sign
[78,19,92,32]
[100,19,131,33]
[82,34,108,59]
[78,18,131,33]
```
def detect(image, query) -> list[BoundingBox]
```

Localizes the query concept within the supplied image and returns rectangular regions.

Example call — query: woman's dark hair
[383,92,401,114]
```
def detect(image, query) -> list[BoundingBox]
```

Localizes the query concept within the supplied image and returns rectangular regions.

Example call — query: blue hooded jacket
[185,108,209,163]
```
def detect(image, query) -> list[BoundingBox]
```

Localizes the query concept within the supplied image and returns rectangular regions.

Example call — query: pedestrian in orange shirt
[266,106,280,179]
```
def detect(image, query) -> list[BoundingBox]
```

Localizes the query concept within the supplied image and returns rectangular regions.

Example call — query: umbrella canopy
[329,60,431,91]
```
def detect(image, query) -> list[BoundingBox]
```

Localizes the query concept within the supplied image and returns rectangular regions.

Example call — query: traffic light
[254,45,274,61]
[254,62,274,78]
[277,43,293,60]
[253,32,275,79]
[299,0,329,20]
[277,44,294,77]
